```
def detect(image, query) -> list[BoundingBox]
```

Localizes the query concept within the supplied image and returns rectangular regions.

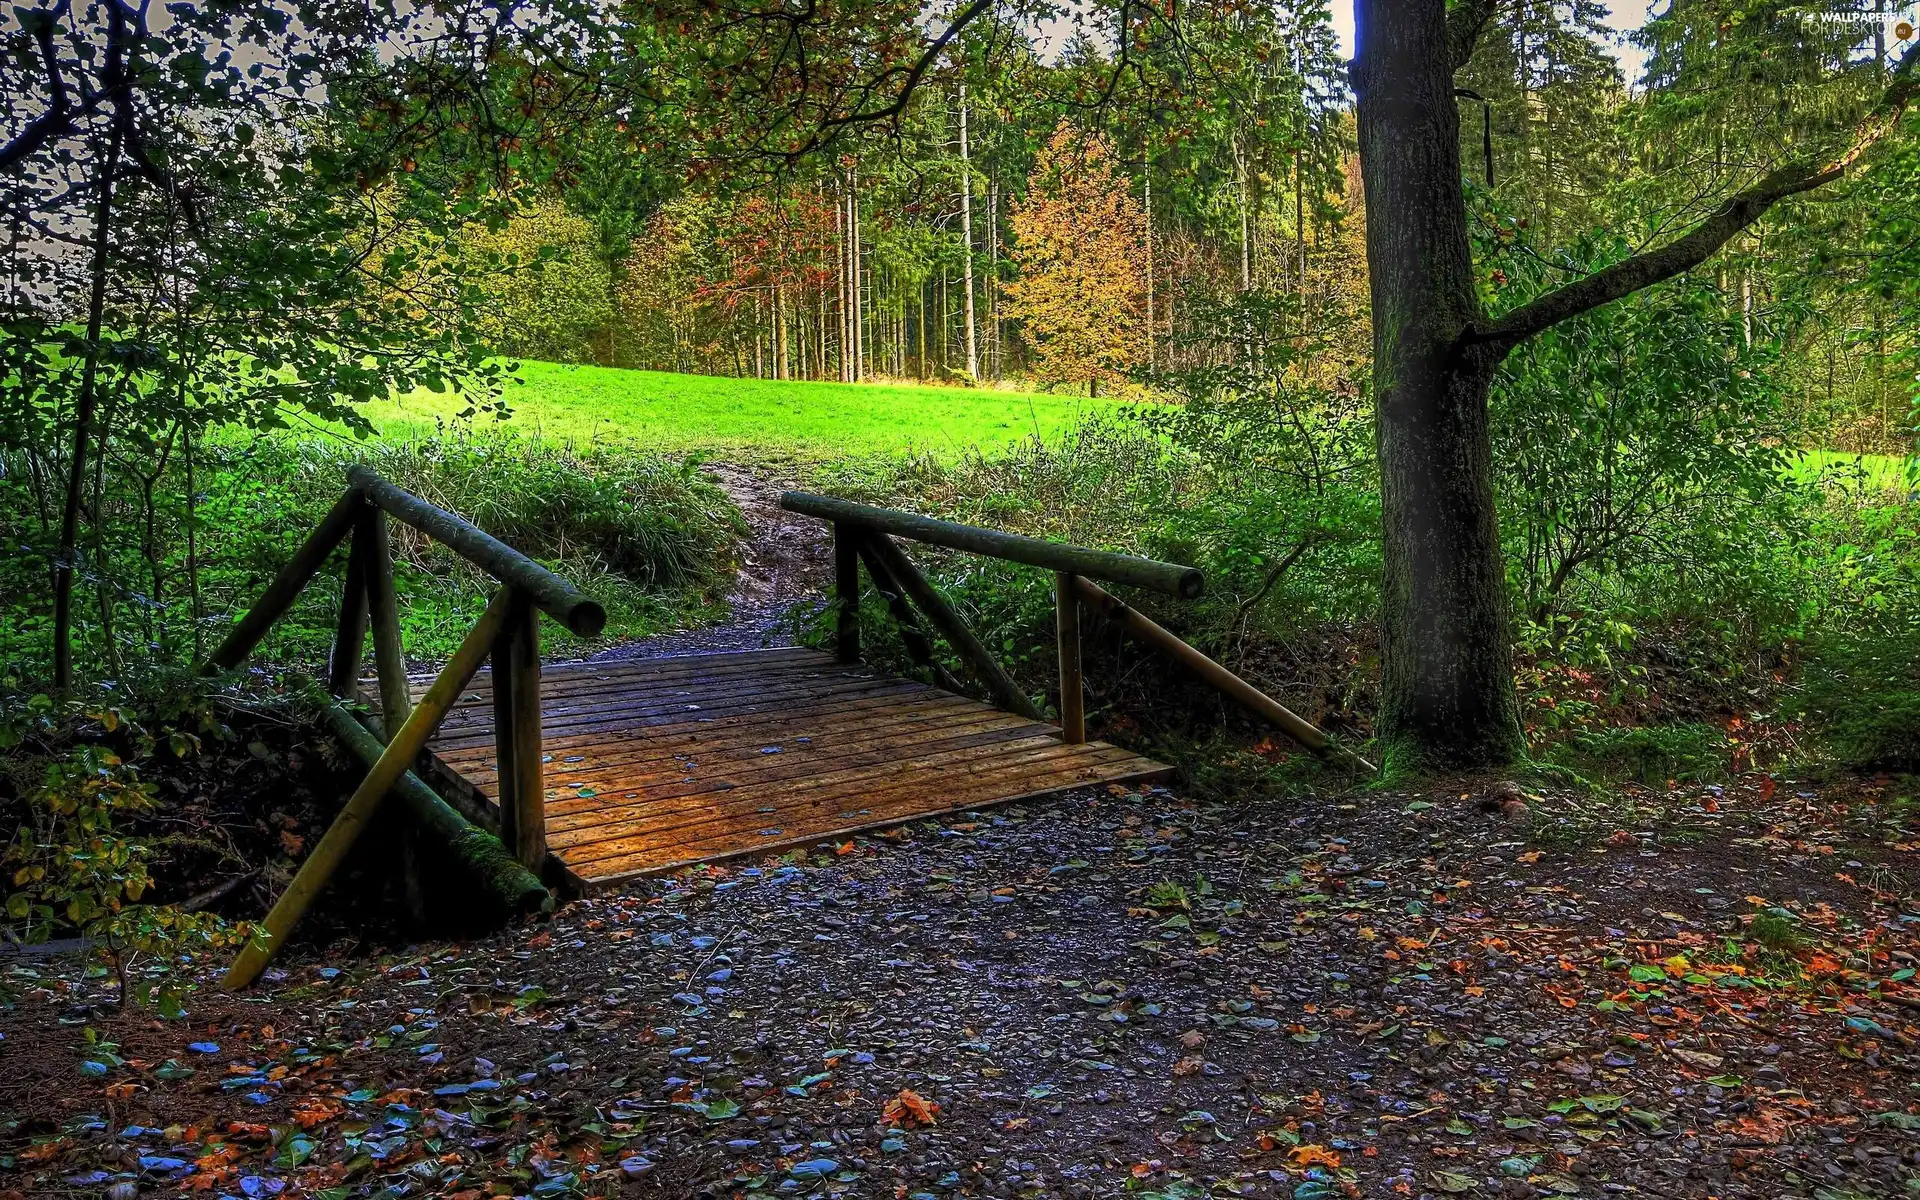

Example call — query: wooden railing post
[492,593,546,871]
[327,515,372,698]
[1055,572,1084,744]
[832,520,860,662]
[362,506,412,729]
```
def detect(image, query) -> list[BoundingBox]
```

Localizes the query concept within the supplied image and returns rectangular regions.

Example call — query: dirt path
[5,770,1918,1199]
[595,462,833,660]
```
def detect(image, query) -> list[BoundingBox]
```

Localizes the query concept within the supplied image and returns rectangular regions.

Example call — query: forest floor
[351,362,1122,460]
[5,463,1920,1200]
[4,766,1919,1200]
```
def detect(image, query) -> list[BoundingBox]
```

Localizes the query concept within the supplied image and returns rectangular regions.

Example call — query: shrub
[1790,625,1920,770]
[0,430,747,680]
[1486,230,1808,642]
[0,685,244,1013]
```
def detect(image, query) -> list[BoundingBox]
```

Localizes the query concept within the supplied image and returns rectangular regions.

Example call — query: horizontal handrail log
[780,492,1204,599]
[347,465,606,637]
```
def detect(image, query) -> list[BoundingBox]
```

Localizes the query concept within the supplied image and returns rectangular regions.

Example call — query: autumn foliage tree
[704,194,840,380]
[1003,122,1148,396]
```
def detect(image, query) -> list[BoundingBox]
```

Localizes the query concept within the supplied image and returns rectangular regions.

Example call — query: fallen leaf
[1289,1144,1341,1168]
[883,1087,940,1127]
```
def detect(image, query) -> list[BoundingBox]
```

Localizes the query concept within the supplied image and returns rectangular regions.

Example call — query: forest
[3,1,1920,1198]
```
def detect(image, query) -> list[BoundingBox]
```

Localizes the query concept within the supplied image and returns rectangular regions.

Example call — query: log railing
[778,493,1372,770]
[205,466,601,988]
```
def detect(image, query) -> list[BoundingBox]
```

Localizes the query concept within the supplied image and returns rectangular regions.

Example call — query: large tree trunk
[1354,0,1523,767]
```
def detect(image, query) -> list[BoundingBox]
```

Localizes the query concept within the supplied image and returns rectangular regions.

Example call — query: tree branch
[1467,37,1920,357]
[0,2,96,176]
[788,0,995,158]
[1445,0,1498,71]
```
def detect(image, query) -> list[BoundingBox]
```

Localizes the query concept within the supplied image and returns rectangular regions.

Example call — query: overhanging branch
[1466,37,1920,358]
[778,0,996,161]
[1445,0,1498,71]
[0,2,96,176]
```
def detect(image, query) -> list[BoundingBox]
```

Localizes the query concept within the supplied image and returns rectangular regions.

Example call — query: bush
[0,684,245,1013]
[1486,229,1808,642]
[0,429,747,680]
[1790,625,1920,770]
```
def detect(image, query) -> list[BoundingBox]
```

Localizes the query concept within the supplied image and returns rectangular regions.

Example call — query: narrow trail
[594,462,834,660]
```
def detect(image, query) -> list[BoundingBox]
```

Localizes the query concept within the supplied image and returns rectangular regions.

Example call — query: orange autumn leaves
[1003,121,1150,396]
[1289,1143,1343,1169]
[883,1087,940,1127]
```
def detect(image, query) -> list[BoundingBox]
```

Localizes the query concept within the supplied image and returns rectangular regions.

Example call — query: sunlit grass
[1794,449,1912,491]
[346,360,1126,461]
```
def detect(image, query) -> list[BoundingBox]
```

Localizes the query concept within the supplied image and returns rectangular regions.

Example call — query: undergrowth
[1,430,747,677]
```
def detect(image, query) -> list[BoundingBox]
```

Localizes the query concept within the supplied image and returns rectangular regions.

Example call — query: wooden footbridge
[207,469,1357,988]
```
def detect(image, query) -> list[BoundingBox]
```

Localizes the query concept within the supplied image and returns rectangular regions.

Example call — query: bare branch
[0,2,99,176]
[774,0,996,162]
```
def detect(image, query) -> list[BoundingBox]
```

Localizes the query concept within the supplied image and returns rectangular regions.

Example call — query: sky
[1328,2,1659,82]
[1036,2,1920,85]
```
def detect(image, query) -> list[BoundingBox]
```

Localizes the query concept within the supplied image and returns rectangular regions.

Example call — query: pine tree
[1002,122,1148,396]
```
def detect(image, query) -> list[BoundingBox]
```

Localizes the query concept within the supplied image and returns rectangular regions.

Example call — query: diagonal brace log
[853,535,964,695]
[223,587,519,989]
[298,677,550,920]
[203,490,364,673]
[1073,577,1376,773]
[861,530,1042,721]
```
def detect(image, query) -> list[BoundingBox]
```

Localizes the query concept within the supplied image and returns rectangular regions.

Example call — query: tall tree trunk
[958,83,980,381]
[838,181,852,382]
[53,116,126,689]
[850,173,864,381]
[1355,0,1523,767]
[988,170,1001,380]
[184,417,205,658]
[1235,136,1252,292]
[1144,170,1155,370]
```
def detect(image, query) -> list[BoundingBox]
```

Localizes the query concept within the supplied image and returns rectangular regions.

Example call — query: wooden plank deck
[417,647,1172,891]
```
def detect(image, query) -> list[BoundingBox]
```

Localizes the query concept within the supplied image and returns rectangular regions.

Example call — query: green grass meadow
[350,361,1123,460]
[1795,449,1913,491]
[344,364,1918,492]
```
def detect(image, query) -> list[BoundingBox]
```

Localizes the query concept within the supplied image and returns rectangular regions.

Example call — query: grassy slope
[356,361,1123,459]
[1795,449,1911,490]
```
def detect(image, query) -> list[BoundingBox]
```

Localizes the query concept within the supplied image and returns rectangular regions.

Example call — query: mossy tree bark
[1354,0,1524,768]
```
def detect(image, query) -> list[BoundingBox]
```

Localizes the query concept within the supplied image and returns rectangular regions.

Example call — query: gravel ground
[4,770,1918,1200]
